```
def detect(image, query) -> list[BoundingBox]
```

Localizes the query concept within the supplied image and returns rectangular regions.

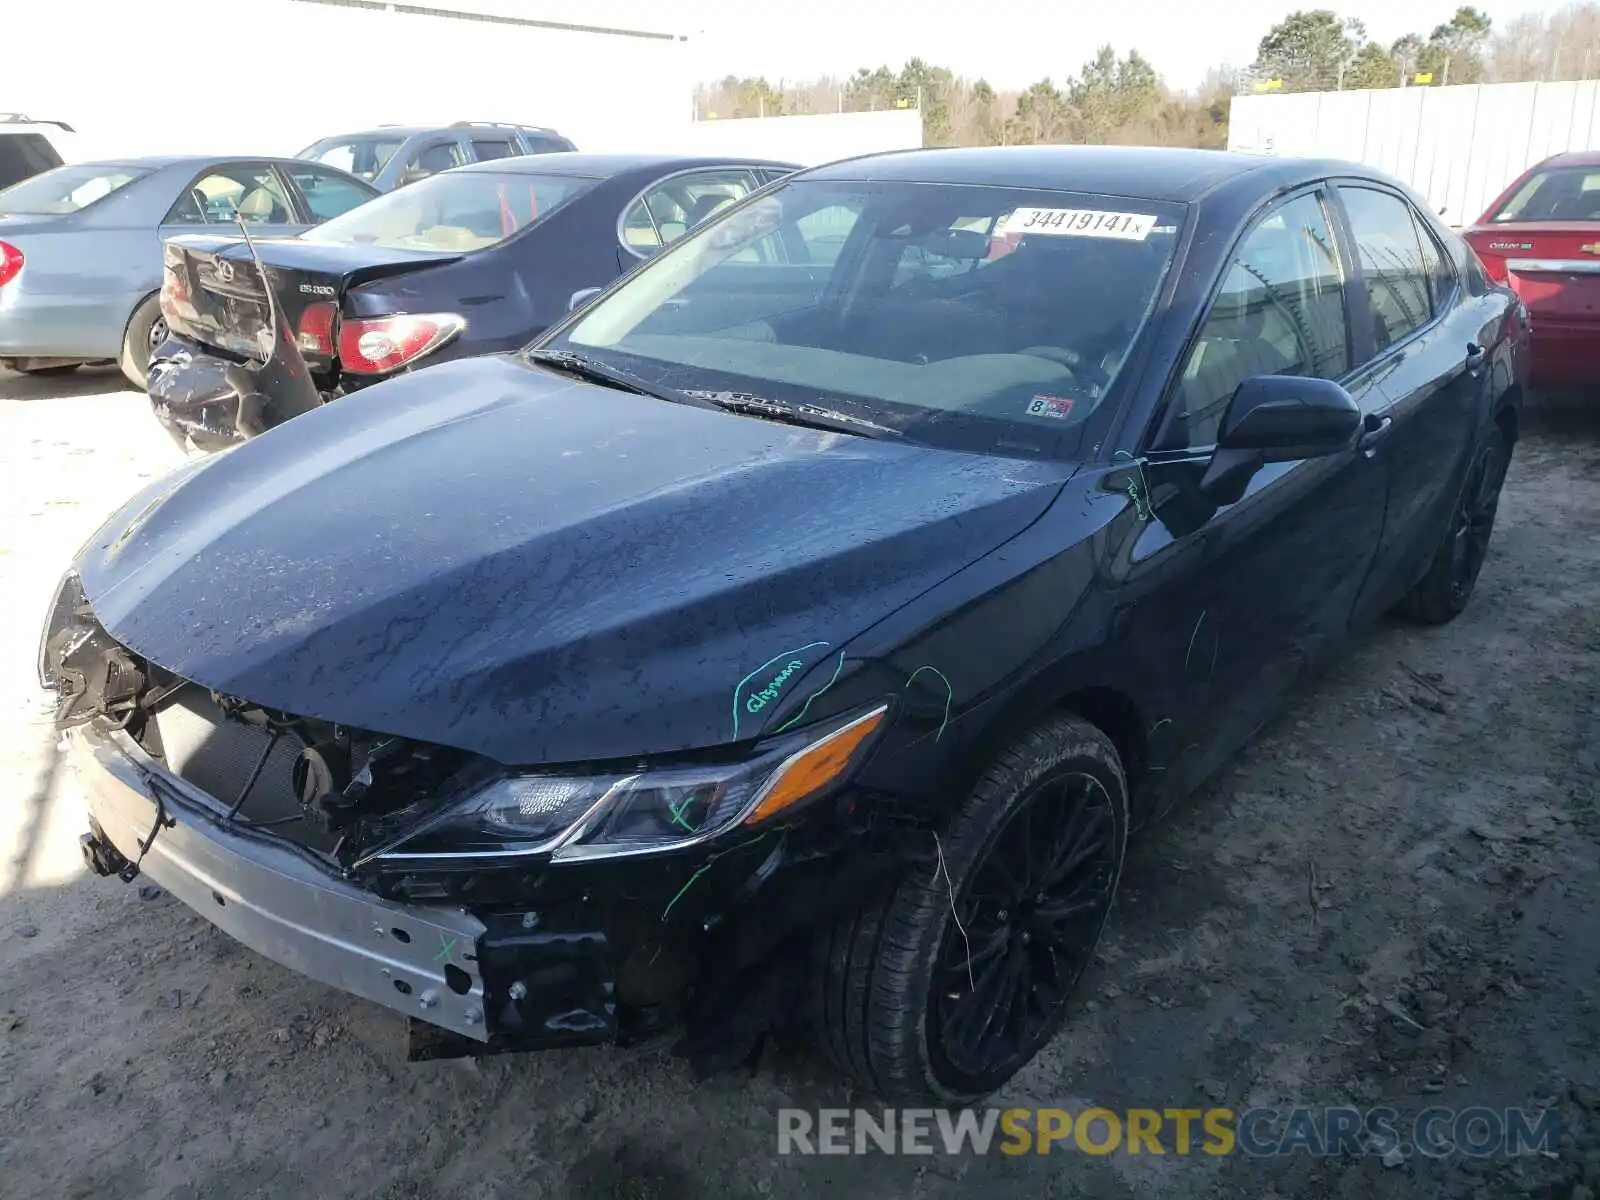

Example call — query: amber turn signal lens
[743,705,888,827]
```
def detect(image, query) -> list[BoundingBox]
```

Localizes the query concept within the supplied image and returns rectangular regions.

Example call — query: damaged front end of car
[43,570,913,1070]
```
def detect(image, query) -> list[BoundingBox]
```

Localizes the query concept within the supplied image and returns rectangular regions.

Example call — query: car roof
[1533,150,1600,170]
[800,145,1382,204]
[308,125,563,142]
[63,155,344,170]
[450,152,801,178]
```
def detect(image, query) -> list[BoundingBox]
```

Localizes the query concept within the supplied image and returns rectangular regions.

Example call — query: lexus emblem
[216,260,235,282]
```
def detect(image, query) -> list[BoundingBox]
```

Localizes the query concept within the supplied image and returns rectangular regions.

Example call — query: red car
[1463,150,1600,388]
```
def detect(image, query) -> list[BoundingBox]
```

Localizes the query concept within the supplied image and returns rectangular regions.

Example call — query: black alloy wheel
[810,712,1129,1103]
[1395,421,1512,625]
[929,770,1120,1082]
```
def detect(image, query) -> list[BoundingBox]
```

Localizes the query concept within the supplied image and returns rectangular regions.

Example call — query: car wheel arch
[123,288,161,338]
[936,677,1150,819]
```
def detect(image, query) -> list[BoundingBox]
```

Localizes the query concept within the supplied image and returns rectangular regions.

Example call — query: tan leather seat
[237,186,286,224]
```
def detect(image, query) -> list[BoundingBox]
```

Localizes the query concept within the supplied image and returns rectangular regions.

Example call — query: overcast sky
[644,0,1571,91]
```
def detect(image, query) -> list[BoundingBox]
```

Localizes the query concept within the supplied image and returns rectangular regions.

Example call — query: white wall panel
[1231,81,1600,223]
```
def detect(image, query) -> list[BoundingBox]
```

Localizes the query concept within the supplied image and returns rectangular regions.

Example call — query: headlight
[362,703,889,865]
[38,569,86,689]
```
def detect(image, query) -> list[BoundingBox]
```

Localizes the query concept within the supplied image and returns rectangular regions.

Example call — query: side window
[1340,186,1434,351]
[1162,191,1349,450]
[1411,211,1456,310]
[398,141,465,186]
[471,138,516,162]
[284,165,374,222]
[619,170,758,258]
[164,165,295,226]
[790,204,861,265]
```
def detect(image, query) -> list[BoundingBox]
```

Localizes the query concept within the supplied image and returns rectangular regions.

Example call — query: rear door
[1329,182,1485,623]
[1115,186,1390,811]
[161,162,309,241]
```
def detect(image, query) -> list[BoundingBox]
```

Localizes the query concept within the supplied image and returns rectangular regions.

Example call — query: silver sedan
[0,155,377,387]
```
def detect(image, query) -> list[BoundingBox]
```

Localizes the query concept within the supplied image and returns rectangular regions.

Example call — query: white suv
[0,115,76,192]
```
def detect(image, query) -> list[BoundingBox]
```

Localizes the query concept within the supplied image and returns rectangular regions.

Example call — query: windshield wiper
[685,390,900,439]
[524,349,711,408]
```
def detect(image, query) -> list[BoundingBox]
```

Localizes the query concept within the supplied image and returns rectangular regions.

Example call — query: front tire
[811,712,1129,1103]
[1394,422,1512,625]
[119,295,166,391]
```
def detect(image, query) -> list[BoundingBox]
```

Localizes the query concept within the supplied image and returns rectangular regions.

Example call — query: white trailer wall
[6,0,694,162]
[661,110,924,166]
[1230,82,1600,224]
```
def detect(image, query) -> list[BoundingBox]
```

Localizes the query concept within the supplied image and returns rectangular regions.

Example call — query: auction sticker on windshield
[1003,208,1156,240]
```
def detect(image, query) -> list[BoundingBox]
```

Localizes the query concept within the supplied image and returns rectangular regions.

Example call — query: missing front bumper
[69,726,494,1040]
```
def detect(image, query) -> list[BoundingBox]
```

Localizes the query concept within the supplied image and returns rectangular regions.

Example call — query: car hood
[77,355,1073,764]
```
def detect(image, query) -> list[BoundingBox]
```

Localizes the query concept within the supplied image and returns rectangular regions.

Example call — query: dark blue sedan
[45,146,1528,1103]
[0,155,377,386]
[146,152,797,450]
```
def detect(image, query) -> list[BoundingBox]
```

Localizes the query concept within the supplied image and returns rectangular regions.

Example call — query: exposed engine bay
[42,574,468,869]
[42,572,916,1070]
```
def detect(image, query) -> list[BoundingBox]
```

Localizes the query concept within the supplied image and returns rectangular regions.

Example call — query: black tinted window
[1163,192,1348,450]
[0,134,61,191]
[1411,211,1454,309]
[1342,187,1433,351]
[472,139,515,161]
[399,142,464,184]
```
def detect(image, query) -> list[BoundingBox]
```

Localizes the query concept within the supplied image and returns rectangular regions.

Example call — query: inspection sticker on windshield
[1004,207,1156,240]
[1026,395,1075,420]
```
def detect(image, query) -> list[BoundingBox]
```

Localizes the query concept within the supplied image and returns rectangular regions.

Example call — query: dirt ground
[0,366,1596,1200]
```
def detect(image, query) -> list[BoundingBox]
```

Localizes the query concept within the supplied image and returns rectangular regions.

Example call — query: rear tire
[1393,423,1512,625]
[119,295,166,391]
[809,712,1129,1103]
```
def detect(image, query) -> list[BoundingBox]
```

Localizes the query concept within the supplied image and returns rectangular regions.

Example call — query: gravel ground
[1,367,1596,1200]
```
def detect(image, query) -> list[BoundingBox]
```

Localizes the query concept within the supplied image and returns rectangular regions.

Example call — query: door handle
[1465,342,1487,377]
[1359,414,1393,457]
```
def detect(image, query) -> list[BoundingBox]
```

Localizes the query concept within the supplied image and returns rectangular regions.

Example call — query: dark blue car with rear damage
[43,145,1529,1103]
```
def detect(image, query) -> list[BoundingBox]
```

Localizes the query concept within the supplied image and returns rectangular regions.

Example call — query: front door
[1108,187,1390,819]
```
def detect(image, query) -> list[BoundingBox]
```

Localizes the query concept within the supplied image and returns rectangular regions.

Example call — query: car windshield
[1490,166,1600,222]
[300,169,600,252]
[0,164,148,214]
[538,179,1185,458]
[299,137,406,182]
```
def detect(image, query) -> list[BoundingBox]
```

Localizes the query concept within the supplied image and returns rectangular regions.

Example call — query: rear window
[1490,166,1600,222]
[300,169,599,252]
[0,133,63,191]
[0,164,148,214]
[298,137,406,182]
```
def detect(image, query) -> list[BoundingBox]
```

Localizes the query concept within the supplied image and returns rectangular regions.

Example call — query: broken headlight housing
[360,703,889,866]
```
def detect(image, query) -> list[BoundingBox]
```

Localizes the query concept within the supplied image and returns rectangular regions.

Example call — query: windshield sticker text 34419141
[1005,208,1156,241]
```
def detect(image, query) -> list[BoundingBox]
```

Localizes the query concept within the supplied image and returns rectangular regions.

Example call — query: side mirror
[1200,374,1361,502]
[568,286,603,312]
